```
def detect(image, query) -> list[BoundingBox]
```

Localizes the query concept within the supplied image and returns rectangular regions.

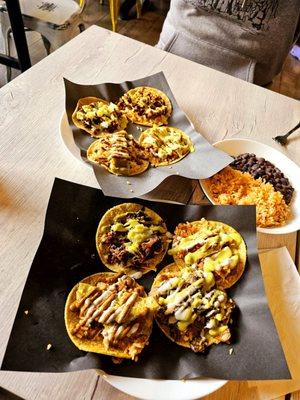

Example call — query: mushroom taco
[72,97,127,137]
[96,203,169,276]
[169,219,247,289]
[139,126,194,167]
[150,263,235,353]
[117,87,172,126]
[87,130,149,176]
[65,272,156,361]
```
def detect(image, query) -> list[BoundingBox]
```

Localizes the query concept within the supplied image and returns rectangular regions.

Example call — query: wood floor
[0,0,299,100]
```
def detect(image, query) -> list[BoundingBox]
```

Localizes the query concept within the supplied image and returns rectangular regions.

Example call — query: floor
[0,0,299,100]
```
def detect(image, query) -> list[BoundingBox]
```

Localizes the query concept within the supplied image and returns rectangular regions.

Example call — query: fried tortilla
[96,203,169,275]
[117,87,172,126]
[65,272,156,361]
[139,126,194,166]
[87,130,149,176]
[72,97,128,137]
[169,219,247,289]
[150,263,235,353]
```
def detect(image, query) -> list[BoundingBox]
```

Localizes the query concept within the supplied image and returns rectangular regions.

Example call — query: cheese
[76,283,95,301]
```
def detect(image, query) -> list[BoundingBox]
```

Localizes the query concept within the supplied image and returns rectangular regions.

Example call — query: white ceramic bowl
[200,138,300,234]
[98,371,227,400]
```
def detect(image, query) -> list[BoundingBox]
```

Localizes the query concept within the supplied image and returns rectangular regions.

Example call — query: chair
[100,0,142,32]
[0,0,86,81]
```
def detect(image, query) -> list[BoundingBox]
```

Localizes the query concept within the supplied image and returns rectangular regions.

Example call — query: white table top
[0,25,299,400]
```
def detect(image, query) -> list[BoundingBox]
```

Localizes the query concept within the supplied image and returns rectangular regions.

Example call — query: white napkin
[247,247,300,399]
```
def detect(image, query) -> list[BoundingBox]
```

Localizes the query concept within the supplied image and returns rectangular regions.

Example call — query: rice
[206,167,290,227]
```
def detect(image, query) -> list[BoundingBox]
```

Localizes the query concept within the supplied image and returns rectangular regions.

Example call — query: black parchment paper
[64,72,233,198]
[1,178,290,380]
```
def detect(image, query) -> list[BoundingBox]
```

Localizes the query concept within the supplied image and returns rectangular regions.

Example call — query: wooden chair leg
[136,0,142,19]
[109,0,120,32]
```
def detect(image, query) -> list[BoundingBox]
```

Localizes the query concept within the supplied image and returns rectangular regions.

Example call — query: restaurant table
[0,25,299,400]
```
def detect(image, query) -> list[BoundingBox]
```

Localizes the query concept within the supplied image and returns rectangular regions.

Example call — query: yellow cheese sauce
[170,221,242,276]
[154,265,235,348]
[140,126,194,163]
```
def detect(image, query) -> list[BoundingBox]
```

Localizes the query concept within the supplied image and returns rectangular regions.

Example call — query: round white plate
[98,372,227,400]
[61,113,227,399]
[60,112,87,166]
[200,138,300,234]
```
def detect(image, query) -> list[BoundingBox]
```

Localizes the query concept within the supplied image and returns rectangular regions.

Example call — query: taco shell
[72,97,127,137]
[150,263,235,352]
[139,126,194,166]
[87,131,149,176]
[169,219,247,289]
[117,87,172,126]
[65,272,155,360]
[96,203,169,275]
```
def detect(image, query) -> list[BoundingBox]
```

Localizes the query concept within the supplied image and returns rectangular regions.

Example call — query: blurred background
[0,0,299,99]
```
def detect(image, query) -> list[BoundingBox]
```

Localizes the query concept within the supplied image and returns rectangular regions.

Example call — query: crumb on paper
[229,348,234,355]
[169,166,172,169]
[46,343,52,351]
[24,310,29,315]
[126,181,131,185]
[130,189,134,193]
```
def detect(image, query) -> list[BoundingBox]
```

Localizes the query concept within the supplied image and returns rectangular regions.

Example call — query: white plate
[98,371,227,400]
[200,138,300,234]
[60,112,86,166]
[61,113,226,399]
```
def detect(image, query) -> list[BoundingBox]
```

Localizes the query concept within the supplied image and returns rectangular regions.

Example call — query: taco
[139,126,194,166]
[117,87,172,126]
[96,203,169,275]
[150,263,235,353]
[169,219,246,289]
[65,272,157,361]
[72,97,128,137]
[87,130,149,176]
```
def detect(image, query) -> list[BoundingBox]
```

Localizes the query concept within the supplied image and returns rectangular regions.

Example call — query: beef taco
[96,203,169,276]
[72,97,128,137]
[117,87,172,126]
[87,130,149,176]
[65,272,156,361]
[139,126,194,166]
[150,263,235,353]
[169,219,246,289]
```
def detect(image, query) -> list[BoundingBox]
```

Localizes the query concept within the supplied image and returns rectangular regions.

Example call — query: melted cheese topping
[169,220,242,277]
[87,131,147,175]
[110,216,166,255]
[155,266,234,344]
[76,101,127,134]
[140,126,194,164]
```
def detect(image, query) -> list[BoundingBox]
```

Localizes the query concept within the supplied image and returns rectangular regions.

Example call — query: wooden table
[0,25,299,400]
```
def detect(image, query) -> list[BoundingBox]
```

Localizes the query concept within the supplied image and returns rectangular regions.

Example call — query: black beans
[230,153,294,204]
